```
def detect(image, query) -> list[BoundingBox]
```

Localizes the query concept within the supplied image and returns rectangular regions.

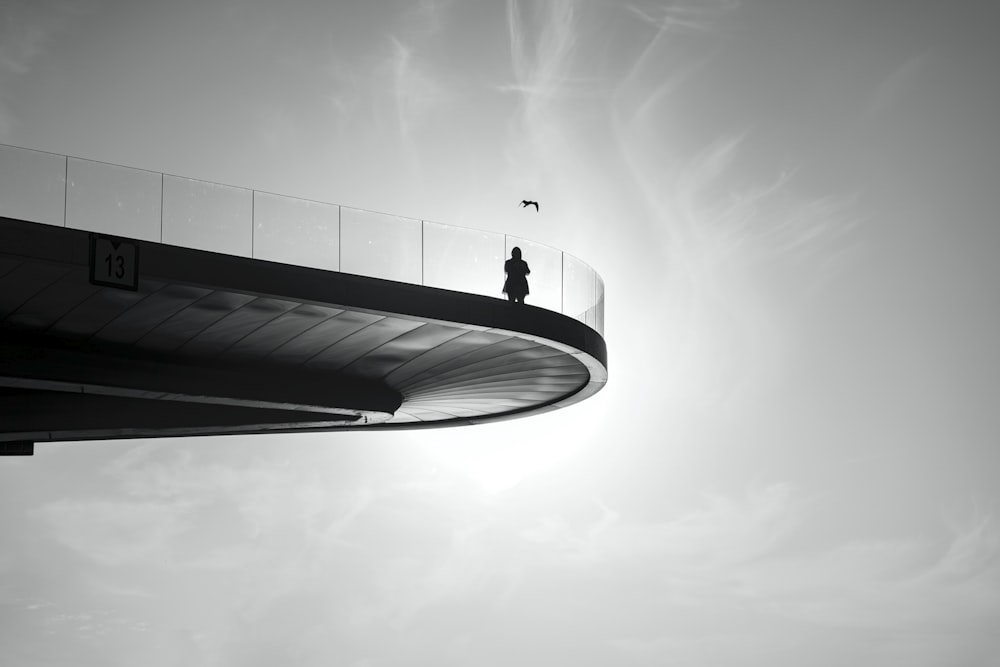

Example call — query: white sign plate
[89,234,139,290]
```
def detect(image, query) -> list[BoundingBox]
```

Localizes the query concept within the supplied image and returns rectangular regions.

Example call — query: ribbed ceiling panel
[0,262,74,319]
[179,297,299,357]
[306,317,423,372]
[95,284,212,345]
[51,281,161,339]
[132,291,255,352]
[269,311,382,366]
[382,330,508,386]
[340,323,468,380]
[220,304,343,360]
[7,269,102,330]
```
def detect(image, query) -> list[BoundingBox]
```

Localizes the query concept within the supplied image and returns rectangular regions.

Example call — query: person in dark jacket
[503,247,530,304]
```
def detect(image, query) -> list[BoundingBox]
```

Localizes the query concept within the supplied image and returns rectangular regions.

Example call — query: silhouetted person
[520,200,539,212]
[503,247,530,304]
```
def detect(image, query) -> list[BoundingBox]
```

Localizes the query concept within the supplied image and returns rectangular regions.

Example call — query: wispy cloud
[863,54,926,121]
[410,0,457,38]
[0,1,54,76]
[321,17,449,172]
[505,0,579,98]
[598,0,864,411]
[498,0,858,416]
[664,142,861,408]
[628,0,740,34]
[0,1,94,137]
[386,36,448,158]
[924,510,1000,584]
[511,485,799,600]
[7,437,999,665]
[33,497,196,566]
[342,479,999,664]
[500,0,616,238]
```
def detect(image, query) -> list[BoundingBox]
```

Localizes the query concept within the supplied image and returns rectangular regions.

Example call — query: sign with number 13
[89,234,139,290]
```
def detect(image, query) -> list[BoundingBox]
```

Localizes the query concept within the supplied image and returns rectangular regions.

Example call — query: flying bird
[520,200,539,212]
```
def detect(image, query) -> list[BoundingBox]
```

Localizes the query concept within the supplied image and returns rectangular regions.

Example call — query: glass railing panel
[340,207,421,284]
[162,175,252,257]
[562,253,596,326]
[0,145,66,227]
[422,220,506,298]
[595,275,605,335]
[253,192,339,271]
[66,158,162,241]
[504,235,562,312]
[1,144,607,336]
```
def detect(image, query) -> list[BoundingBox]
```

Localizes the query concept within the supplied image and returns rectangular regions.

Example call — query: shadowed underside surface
[0,218,607,443]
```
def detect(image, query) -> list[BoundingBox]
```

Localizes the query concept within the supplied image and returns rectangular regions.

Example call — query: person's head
[511,247,522,260]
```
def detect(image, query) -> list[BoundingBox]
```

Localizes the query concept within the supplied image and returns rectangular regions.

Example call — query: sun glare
[411,414,590,494]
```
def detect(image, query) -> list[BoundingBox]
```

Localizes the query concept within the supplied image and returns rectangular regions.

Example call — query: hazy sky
[2,1,999,664]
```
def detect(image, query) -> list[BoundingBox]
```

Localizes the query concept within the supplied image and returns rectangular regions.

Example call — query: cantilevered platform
[0,145,606,448]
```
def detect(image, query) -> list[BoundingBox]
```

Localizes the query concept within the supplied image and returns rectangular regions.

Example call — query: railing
[0,144,604,335]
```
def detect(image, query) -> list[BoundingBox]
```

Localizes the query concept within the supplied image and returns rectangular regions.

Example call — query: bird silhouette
[520,200,539,212]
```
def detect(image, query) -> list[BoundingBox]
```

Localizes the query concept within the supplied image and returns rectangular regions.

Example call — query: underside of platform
[0,218,607,446]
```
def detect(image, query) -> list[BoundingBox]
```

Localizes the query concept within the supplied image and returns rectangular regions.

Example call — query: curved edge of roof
[139,228,610,430]
[1,217,607,432]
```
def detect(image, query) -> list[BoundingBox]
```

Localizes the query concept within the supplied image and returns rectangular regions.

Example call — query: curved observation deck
[0,144,606,447]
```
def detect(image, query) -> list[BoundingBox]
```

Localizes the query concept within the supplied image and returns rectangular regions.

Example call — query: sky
[2,0,999,664]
